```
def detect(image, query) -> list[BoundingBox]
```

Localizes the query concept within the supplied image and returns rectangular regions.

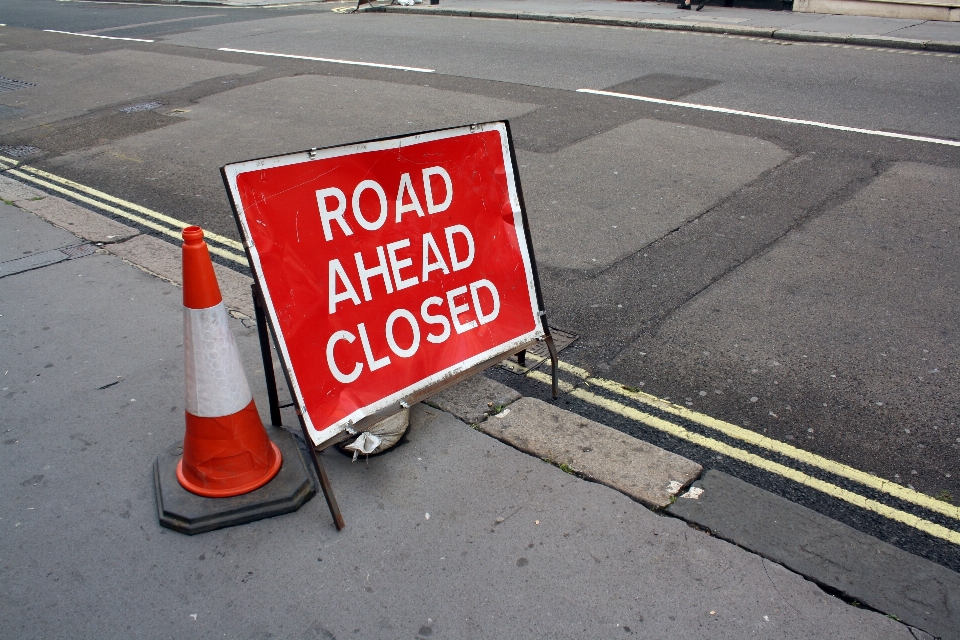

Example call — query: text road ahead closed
[224,123,544,446]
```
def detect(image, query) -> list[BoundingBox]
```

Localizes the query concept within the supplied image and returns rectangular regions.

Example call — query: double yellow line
[505,359,960,545]
[0,156,246,265]
[2,157,957,545]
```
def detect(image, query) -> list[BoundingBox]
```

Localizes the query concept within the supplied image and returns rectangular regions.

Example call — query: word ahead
[224,123,545,446]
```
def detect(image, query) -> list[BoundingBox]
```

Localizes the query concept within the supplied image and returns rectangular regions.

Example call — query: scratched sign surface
[223,123,544,446]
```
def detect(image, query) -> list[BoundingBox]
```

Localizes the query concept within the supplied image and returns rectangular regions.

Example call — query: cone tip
[183,226,204,245]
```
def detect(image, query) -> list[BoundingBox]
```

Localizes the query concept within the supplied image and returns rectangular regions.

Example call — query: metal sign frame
[222,122,559,526]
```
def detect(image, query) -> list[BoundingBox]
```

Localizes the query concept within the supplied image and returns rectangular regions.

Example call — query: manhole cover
[0,145,41,158]
[504,327,578,373]
[61,243,97,259]
[0,77,36,93]
[119,102,163,113]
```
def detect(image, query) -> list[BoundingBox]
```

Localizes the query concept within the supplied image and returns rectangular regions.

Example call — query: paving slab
[893,20,960,40]
[0,201,79,263]
[0,174,46,203]
[480,396,703,508]
[668,470,960,640]
[425,373,522,425]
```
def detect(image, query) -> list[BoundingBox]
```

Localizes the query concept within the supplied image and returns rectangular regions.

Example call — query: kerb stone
[107,234,254,317]
[425,374,521,425]
[479,397,702,508]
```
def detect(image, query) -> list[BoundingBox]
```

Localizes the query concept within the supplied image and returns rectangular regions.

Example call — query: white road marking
[578,88,960,147]
[84,15,226,34]
[217,47,435,73]
[43,30,154,43]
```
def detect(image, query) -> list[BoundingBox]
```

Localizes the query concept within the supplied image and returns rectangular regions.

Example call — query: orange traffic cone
[176,226,282,498]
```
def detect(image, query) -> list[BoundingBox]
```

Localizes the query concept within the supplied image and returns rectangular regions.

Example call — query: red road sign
[223,123,546,446]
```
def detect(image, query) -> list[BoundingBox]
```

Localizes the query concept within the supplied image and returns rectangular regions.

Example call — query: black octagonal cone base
[154,426,316,535]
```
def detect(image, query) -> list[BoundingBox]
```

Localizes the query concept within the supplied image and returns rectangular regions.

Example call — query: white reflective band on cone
[184,302,253,417]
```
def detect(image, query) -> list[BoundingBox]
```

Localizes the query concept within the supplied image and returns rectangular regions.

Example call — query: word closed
[226,124,544,445]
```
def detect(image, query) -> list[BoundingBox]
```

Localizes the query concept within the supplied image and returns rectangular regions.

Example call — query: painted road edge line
[217,48,435,73]
[14,165,244,253]
[522,368,960,546]
[577,89,960,148]
[553,360,960,523]
[4,169,246,266]
[43,29,155,43]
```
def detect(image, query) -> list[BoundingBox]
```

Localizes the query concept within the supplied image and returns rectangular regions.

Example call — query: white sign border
[223,122,545,446]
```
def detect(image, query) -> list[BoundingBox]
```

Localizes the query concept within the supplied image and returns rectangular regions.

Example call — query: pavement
[367,0,960,51]
[3,166,959,638]
[98,0,960,51]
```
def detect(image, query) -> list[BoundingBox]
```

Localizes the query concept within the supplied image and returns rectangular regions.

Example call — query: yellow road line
[15,165,245,253]
[553,360,960,522]
[7,169,246,266]
[524,368,960,545]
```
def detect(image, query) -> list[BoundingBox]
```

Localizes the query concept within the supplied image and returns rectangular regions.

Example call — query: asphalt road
[1,0,959,570]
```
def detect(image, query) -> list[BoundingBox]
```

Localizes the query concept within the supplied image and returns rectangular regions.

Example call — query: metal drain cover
[504,327,578,373]
[0,77,36,93]
[120,102,163,113]
[0,145,41,158]
[60,243,98,259]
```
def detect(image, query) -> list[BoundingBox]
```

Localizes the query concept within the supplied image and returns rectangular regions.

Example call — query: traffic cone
[176,226,281,498]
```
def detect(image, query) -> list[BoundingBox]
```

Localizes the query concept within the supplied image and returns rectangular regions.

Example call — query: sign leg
[545,333,559,399]
[310,447,345,530]
[253,284,283,427]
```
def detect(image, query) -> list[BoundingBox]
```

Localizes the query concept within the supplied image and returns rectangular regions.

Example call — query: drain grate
[60,243,98,259]
[120,102,163,113]
[505,327,578,373]
[0,145,41,158]
[0,77,36,93]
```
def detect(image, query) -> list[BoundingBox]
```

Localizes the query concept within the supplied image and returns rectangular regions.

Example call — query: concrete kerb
[427,374,703,509]
[105,234,257,318]
[368,5,960,52]
[687,22,777,37]
[845,33,929,49]
[772,28,851,43]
